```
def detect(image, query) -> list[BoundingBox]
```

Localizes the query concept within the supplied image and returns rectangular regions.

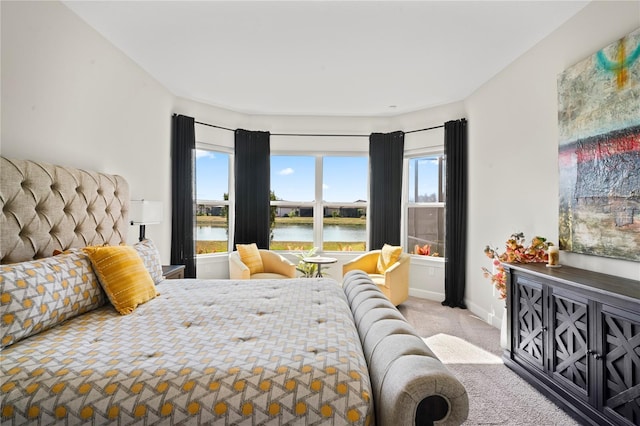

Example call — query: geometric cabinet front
[514,279,545,370]
[550,292,590,403]
[504,263,640,426]
[601,305,640,426]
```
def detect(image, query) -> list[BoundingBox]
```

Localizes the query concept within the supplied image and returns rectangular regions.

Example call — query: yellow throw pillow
[83,245,158,315]
[376,244,403,274]
[236,243,264,275]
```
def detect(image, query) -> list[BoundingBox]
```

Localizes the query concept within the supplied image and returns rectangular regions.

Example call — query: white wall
[176,95,395,154]
[465,0,640,327]
[1,1,175,260]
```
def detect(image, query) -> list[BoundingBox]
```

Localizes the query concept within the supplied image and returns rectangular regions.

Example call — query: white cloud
[195,149,215,159]
[279,168,295,175]
[323,183,329,190]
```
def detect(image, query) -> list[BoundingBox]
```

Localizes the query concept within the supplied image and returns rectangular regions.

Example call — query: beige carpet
[398,297,579,425]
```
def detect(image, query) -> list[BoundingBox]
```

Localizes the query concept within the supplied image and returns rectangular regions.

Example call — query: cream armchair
[229,249,296,279]
[342,250,410,306]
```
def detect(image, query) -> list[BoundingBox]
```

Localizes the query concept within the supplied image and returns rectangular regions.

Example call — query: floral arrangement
[413,244,440,257]
[414,244,431,255]
[482,232,549,299]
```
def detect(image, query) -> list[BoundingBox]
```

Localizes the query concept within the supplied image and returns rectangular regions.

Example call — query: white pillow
[133,239,164,283]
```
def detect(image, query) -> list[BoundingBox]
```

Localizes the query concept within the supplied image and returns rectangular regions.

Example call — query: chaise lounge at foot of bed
[343,270,469,426]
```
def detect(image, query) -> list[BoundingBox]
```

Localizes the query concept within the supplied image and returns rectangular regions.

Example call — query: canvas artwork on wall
[557,27,640,262]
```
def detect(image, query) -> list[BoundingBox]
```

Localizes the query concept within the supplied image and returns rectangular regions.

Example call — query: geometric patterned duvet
[0,278,373,425]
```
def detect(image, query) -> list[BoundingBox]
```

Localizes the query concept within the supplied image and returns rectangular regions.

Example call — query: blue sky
[196,151,368,202]
[196,150,439,202]
[195,150,229,201]
[409,157,441,202]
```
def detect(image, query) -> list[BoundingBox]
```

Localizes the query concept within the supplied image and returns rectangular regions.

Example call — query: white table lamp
[130,200,163,241]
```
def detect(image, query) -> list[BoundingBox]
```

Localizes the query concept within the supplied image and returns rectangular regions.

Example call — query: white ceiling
[62,1,590,117]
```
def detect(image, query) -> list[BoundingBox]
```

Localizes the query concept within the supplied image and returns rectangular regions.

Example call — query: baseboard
[465,300,502,329]
[408,292,503,329]
[409,288,444,301]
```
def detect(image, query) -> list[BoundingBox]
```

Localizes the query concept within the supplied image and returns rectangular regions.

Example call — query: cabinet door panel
[550,290,590,403]
[505,264,640,426]
[514,276,545,370]
[600,305,640,426]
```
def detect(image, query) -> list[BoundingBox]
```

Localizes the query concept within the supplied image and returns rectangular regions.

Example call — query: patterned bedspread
[1,278,373,425]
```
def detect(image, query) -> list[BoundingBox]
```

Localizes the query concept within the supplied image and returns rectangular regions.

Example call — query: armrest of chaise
[342,270,469,426]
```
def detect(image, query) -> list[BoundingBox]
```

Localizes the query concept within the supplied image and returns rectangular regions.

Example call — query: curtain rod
[194,121,235,132]
[271,132,368,137]
[405,125,445,134]
[194,120,444,137]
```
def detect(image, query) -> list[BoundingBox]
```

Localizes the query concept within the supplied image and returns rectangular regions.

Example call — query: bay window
[196,146,446,257]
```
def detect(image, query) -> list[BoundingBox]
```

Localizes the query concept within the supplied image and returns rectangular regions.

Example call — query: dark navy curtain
[234,129,271,249]
[171,114,196,278]
[369,131,404,249]
[442,119,468,309]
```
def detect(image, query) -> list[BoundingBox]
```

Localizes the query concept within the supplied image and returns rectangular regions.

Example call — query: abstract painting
[558,27,640,262]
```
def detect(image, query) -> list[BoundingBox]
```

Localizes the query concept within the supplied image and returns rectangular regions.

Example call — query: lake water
[197,224,365,242]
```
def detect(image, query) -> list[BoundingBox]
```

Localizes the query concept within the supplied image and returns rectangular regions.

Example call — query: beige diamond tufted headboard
[0,157,130,264]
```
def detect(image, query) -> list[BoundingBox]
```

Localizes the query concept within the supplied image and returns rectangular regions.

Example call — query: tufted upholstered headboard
[0,157,130,264]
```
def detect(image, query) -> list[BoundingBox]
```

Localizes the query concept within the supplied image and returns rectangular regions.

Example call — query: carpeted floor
[398,297,579,425]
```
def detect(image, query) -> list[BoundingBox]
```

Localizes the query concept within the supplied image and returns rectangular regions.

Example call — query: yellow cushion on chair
[83,245,158,315]
[236,243,264,274]
[376,244,403,274]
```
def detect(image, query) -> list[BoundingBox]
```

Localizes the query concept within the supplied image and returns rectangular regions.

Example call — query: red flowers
[414,244,431,256]
[413,244,440,257]
[482,232,549,299]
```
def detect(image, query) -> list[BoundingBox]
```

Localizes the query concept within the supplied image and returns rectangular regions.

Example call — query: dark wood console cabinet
[503,263,640,426]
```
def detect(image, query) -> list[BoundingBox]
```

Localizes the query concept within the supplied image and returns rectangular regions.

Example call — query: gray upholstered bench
[343,270,469,426]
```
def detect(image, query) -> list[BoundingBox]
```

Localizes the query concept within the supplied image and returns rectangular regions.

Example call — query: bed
[0,157,468,425]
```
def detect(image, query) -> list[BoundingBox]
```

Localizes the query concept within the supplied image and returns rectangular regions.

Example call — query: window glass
[407,155,445,257]
[322,213,366,252]
[195,149,229,254]
[407,206,445,256]
[271,202,315,251]
[271,156,315,202]
[322,156,367,251]
[269,155,367,251]
[322,157,367,202]
[409,156,442,202]
[270,156,315,250]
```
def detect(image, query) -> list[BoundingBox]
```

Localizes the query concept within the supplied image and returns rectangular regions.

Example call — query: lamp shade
[130,200,163,225]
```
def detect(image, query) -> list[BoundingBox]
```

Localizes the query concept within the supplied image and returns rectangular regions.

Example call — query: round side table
[302,256,338,277]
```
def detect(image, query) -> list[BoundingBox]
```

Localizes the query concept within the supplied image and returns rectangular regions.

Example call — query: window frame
[195,143,234,255]
[197,143,451,256]
[403,148,446,257]
[270,152,369,252]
